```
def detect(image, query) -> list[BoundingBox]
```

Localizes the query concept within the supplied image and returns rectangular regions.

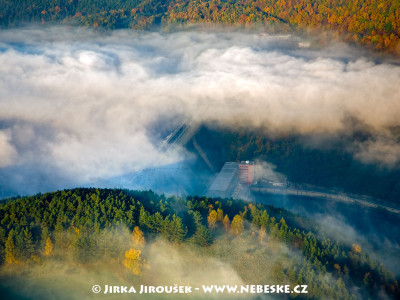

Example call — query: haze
[1,26,400,197]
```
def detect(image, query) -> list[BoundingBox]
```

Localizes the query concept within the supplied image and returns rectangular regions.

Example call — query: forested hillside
[189,126,400,205]
[1,0,400,55]
[0,188,398,299]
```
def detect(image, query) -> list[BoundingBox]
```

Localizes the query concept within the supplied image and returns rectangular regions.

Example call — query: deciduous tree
[223,215,230,231]
[207,210,218,229]
[5,230,18,264]
[123,248,143,275]
[231,215,244,235]
[44,237,54,256]
[132,226,145,248]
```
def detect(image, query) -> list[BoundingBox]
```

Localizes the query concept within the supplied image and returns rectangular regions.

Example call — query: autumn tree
[132,226,145,248]
[123,248,144,275]
[44,237,54,256]
[223,214,230,232]
[5,230,18,264]
[41,226,49,250]
[207,209,218,229]
[352,244,362,253]
[216,208,224,222]
[231,215,244,235]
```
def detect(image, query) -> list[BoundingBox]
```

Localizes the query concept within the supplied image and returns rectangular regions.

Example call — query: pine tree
[0,227,6,244]
[139,206,149,229]
[259,210,269,228]
[54,218,65,249]
[249,204,261,226]
[190,210,202,226]
[24,228,35,260]
[166,215,187,243]
[193,225,212,246]
[151,212,165,233]
[15,230,25,261]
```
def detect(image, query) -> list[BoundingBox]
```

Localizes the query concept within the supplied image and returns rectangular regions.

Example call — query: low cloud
[1,26,400,196]
[352,136,400,167]
[0,130,17,168]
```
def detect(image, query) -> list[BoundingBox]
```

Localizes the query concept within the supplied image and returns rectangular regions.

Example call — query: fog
[1,26,400,197]
[0,227,298,300]
[254,190,400,275]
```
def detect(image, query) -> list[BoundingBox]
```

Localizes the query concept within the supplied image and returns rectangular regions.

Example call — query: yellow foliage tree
[216,208,224,222]
[207,210,218,229]
[223,215,230,232]
[44,237,54,256]
[334,263,341,274]
[352,244,362,253]
[123,248,143,275]
[132,226,145,248]
[231,215,244,235]
[5,232,18,264]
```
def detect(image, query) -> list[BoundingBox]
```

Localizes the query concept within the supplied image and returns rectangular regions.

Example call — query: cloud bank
[1,26,400,196]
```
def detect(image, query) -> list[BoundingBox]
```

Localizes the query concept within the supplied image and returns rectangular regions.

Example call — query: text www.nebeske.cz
[98,284,308,294]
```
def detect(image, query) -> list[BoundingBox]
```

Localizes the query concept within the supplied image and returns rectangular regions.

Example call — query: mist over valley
[1,25,400,299]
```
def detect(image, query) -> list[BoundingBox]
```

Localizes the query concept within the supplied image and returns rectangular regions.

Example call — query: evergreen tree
[139,206,149,229]
[24,228,35,260]
[15,230,25,261]
[192,225,212,247]
[259,210,269,228]
[163,215,187,243]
